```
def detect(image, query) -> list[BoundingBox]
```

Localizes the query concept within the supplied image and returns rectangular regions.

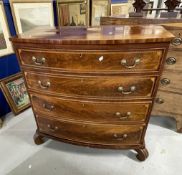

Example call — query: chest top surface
[10,25,174,45]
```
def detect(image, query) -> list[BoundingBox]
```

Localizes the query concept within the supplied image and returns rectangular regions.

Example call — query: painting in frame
[10,0,54,34]
[0,73,30,115]
[0,1,13,57]
[57,0,89,27]
[91,0,111,26]
[111,2,133,16]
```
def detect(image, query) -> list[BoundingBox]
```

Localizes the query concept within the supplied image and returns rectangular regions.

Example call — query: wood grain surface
[18,49,163,73]
[158,70,182,94]
[36,115,144,146]
[152,91,182,120]
[31,93,152,123]
[165,50,182,71]
[25,71,156,99]
[10,25,172,160]
[10,26,174,45]
[100,16,182,133]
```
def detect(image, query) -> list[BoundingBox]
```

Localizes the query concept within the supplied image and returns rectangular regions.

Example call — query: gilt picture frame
[10,0,54,34]
[0,73,30,115]
[91,0,111,26]
[0,1,13,57]
[57,0,89,27]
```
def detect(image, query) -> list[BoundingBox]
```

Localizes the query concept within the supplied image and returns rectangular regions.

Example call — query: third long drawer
[30,93,152,124]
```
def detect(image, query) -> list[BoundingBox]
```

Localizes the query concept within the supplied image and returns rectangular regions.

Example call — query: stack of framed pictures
[0,1,13,57]
[57,0,112,26]
[10,0,55,34]
[57,0,90,26]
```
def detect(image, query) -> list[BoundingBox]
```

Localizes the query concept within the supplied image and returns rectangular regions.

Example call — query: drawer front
[37,116,144,145]
[152,91,182,117]
[169,29,182,49]
[158,70,182,94]
[19,49,163,72]
[165,50,182,71]
[31,93,152,123]
[25,72,156,99]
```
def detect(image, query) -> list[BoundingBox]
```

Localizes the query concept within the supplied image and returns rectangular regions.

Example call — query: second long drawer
[25,72,157,99]
[30,93,152,123]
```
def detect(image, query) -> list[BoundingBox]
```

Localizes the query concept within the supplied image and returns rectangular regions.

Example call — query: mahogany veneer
[10,25,173,161]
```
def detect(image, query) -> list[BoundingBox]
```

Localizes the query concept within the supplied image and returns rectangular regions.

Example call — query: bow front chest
[11,25,173,161]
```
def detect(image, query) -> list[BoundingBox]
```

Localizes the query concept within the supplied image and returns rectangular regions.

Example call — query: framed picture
[0,73,30,115]
[91,0,111,26]
[148,1,154,14]
[0,1,13,57]
[111,2,133,16]
[0,118,3,128]
[10,0,54,34]
[80,3,86,14]
[57,0,89,26]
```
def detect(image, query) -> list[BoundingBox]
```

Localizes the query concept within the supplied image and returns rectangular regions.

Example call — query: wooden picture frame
[91,0,111,26]
[0,1,13,57]
[0,72,30,115]
[80,3,86,14]
[0,118,3,128]
[111,2,133,16]
[57,0,89,27]
[10,0,54,34]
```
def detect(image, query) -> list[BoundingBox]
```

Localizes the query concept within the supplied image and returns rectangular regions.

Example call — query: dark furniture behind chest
[101,17,182,133]
[10,25,173,161]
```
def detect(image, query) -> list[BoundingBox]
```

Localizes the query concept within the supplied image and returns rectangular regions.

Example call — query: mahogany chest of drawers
[10,26,173,161]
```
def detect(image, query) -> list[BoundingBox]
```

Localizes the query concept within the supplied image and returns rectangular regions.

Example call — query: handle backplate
[118,86,136,95]
[43,103,55,111]
[113,133,128,141]
[115,111,131,120]
[38,81,50,89]
[121,58,141,69]
[47,124,59,132]
[32,56,45,65]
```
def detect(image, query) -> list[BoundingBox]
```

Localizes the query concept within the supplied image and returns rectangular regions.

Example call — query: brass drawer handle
[160,78,170,86]
[171,35,182,46]
[47,124,59,132]
[118,86,136,95]
[32,56,46,65]
[166,57,176,65]
[43,103,55,111]
[155,98,164,104]
[113,133,128,141]
[121,58,140,69]
[115,112,131,120]
[38,81,50,89]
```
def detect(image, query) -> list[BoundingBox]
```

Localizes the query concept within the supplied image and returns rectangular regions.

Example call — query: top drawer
[18,49,163,73]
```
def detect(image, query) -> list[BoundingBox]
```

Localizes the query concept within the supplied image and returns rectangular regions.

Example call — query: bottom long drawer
[36,115,144,146]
